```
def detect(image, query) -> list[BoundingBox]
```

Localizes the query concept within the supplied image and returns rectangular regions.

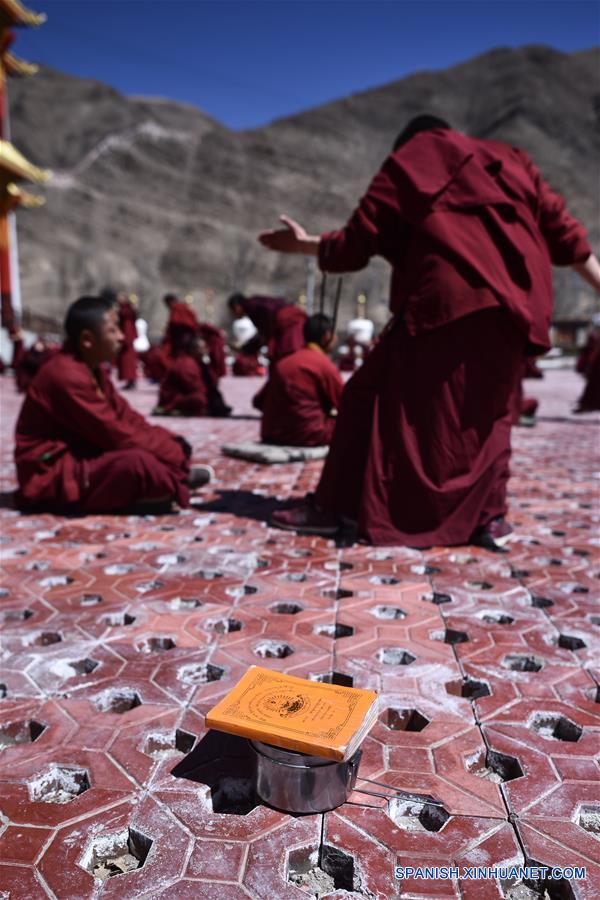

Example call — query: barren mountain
[9,44,600,334]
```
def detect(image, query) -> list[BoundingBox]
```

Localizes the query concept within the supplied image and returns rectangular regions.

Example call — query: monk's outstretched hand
[258,215,320,255]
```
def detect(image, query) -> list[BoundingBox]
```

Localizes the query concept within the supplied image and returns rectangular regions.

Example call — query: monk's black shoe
[470,517,513,553]
[271,502,339,536]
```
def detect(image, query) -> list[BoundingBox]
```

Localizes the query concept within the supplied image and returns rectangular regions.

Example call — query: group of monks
[9,116,600,550]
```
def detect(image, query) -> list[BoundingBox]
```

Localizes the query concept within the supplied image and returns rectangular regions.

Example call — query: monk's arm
[572,254,600,294]
[318,164,401,273]
[520,151,592,267]
[55,377,186,467]
[319,363,345,413]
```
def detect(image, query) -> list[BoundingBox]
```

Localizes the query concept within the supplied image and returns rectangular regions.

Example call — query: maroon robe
[232,352,264,376]
[198,322,227,381]
[142,345,169,382]
[15,351,189,511]
[576,333,600,411]
[164,302,226,383]
[117,301,138,382]
[14,341,60,393]
[157,354,208,416]
[510,359,540,424]
[261,345,343,446]
[242,296,306,361]
[314,128,591,546]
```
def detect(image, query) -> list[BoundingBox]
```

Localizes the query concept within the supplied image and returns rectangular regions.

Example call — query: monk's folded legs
[79,448,189,512]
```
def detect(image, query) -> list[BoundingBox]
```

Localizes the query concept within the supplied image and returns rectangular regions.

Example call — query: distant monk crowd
[5,116,600,550]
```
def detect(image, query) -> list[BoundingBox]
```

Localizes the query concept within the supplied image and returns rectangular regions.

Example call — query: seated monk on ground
[231,315,265,376]
[228,292,307,409]
[154,329,231,417]
[116,291,138,389]
[13,334,60,393]
[163,293,227,384]
[14,296,212,514]
[261,313,343,446]
[574,314,600,412]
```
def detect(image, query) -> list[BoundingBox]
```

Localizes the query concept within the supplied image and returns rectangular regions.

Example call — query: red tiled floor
[0,369,598,898]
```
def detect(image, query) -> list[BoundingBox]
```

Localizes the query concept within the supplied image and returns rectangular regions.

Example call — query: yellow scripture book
[205,665,378,761]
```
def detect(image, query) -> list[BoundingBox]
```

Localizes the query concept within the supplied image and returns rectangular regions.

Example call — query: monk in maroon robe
[228,293,307,409]
[154,332,230,417]
[163,294,227,383]
[116,293,138,389]
[141,343,169,382]
[14,337,60,393]
[575,320,600,412]
[15,296,212,514]
[228,293,306,363]
[232,350,265,376]
[261,313,343,446]
[259,115,600,549]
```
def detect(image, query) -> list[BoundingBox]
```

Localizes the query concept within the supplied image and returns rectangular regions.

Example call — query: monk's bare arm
[573,254,600,294]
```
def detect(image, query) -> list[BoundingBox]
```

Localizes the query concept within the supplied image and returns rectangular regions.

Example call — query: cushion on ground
[221,441,329,463]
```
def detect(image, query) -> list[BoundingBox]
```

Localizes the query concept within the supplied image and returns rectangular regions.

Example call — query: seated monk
[233,349,265,376]
[574,315,600,412]
[163,293,226,383]
[228,292,306,364]
[154,330,231,417]
[14,296,213,514]
[228,292,307,409]
[116,292,138,389]
[14,336,60,393]
[261,313,343,446]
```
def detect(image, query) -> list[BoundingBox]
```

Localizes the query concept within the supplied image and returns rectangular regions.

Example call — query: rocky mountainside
[9,45,600,334]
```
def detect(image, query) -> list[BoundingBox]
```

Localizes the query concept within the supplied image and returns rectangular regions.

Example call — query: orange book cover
[205,666,378,761]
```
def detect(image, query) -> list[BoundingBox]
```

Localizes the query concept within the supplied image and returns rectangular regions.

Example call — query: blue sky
[14,0,600,129]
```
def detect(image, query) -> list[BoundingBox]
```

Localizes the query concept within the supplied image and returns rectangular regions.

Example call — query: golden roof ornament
[4,50,38,76]
[0,139,50,182]
[7,180,44,207]
[0,0,46,27]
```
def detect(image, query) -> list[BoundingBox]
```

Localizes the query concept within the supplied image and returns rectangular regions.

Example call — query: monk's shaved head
[304,313,334,347]
[64,296,114,343]
[393,115,450,151]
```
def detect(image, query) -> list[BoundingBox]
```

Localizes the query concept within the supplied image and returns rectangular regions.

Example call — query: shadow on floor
[191,489,295,524]
[0,491,16,510]
[171,730,260,815]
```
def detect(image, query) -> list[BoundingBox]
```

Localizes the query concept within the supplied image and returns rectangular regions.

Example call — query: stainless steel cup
[249,740,361,813]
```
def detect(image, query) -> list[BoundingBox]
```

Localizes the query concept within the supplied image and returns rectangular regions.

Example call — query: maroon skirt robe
[315,309,523,546]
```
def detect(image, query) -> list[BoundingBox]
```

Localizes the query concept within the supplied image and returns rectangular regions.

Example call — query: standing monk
[15,296,212,514]
[116,292,138,389]
[261,313,343,446]
[259,115,600,549]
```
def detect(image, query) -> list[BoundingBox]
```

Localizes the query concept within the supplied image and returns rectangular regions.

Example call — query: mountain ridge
[9,44,599,334]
